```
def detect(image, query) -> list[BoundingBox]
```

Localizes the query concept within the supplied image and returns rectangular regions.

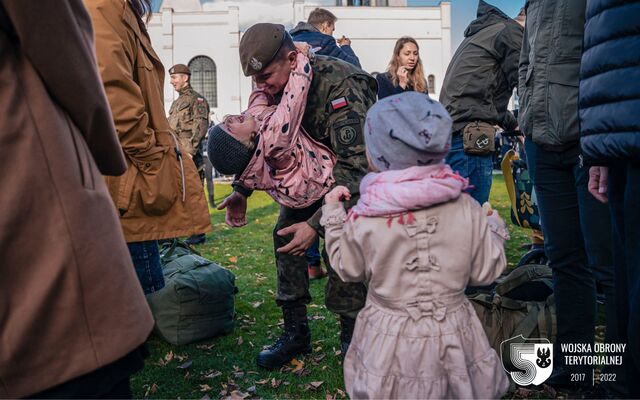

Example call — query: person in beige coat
[0,0,154,397]
[85,0,211,294]
[321,92,510,399]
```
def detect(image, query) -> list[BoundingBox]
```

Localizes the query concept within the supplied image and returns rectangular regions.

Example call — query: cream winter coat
[322,194,511,399]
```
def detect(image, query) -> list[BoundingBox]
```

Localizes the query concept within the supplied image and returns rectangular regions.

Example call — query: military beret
[169,64,190,75]
[239,23,286,76]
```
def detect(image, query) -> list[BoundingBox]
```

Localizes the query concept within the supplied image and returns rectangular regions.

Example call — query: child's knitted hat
[207,124,254,176]
[365,92,452,171]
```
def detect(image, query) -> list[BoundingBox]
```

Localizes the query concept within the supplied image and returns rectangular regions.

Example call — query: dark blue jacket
[376,72,424,100]
[580,0,640,162]
[290,22,361,68]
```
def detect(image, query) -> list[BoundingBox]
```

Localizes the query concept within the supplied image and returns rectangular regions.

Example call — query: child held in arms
[321,91,511,399]
[207,45,335,209]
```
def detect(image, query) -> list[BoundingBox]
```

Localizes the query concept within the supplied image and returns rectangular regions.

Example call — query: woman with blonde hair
[376,36,428,99]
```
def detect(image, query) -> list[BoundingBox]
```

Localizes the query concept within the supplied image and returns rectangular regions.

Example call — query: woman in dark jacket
[580,1,640,397]
[376,37,428,99]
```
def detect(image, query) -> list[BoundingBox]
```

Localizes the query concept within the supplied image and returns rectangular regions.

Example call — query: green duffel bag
[468,264,556,353]
[147,240,238,345]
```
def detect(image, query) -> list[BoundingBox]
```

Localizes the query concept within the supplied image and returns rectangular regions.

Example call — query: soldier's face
[253,51,297,96]
[223,113,258,149]
[398,42,419,71]
[170,73,189,91]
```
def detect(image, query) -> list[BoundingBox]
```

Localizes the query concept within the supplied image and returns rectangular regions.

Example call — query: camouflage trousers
[273,200,367,319]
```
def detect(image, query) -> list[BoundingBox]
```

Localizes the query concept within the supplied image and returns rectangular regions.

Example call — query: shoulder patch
[331,97,348,111]
[337,125,357,146]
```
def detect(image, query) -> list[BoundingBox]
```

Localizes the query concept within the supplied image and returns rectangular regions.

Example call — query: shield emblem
[501,335,553,386]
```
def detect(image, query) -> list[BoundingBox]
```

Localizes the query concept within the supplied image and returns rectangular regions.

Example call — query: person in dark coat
[439,0,524,204]
[520,0,618,392]
[290,7,360,68]
[580,0,640,397]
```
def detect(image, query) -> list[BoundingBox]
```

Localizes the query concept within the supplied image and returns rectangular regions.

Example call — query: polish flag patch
[331,97,348,110]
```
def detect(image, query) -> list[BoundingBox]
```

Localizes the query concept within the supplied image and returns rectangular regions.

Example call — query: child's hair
[207,124,255,176]
[364,91,452,172]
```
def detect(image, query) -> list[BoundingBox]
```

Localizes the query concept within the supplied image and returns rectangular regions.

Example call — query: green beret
[239,23,286,76]
[169,64,190,75]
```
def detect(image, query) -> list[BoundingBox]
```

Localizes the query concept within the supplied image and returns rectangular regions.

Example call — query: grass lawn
[131,175,534,399]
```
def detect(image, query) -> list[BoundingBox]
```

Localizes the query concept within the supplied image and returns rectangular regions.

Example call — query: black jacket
[439,1,523,133]
[580,0,640,162]
[518,0,587,150]
[376,72,426,99]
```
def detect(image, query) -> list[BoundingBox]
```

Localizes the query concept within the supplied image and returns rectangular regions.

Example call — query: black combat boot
[256,305,311,369]
[339,316,356,357]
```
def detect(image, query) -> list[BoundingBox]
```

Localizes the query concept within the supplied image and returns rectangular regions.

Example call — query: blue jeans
[305,238,321,267]
[608,161,640,398]
[525,140,616,376]
[128,240,164,295]
[446,134,493,204]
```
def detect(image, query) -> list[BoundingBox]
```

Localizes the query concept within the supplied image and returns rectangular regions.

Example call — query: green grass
[132,175,533,399]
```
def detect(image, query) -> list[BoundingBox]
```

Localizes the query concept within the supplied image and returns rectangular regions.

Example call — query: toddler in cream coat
[321,92,510,399]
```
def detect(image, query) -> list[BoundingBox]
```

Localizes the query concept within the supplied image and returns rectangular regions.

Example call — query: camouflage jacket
[168,85,210,155]
[301,56,377,230]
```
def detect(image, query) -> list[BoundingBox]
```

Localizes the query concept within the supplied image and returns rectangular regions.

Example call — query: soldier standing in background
[168,63,211,245]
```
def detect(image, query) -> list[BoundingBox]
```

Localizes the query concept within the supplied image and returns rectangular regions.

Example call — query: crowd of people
[1,0,638,398]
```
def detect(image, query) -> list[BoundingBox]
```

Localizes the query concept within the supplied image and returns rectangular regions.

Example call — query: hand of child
[482,202,493,215]
[294,41,312,58]
[325,186,351,204]
[483,202,509,240]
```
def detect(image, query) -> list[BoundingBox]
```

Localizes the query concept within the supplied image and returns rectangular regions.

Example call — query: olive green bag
[147,240,238,345]
[468,264,556,352]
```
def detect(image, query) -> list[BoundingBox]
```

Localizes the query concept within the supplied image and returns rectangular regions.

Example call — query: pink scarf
[350,164,469,218]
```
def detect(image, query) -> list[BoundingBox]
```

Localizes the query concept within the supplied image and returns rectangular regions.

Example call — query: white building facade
[148,0,451,121]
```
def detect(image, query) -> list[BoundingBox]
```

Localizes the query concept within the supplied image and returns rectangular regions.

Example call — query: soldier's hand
[217,191,248,227]
[276,222,318,257]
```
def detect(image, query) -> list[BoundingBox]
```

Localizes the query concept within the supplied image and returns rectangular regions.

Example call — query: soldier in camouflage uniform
[168,64,210,245]
[217,23,376,369]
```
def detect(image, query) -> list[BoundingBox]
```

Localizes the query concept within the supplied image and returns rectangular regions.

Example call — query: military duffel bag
[147,240,238,345]
[468,264,556,352]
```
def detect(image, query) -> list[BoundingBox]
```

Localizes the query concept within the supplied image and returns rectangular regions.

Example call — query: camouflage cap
[169,64,190,75]
[239,23,286,76]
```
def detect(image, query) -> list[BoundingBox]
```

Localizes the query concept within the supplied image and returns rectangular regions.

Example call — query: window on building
[427,74,436,94]
[336,0,372,5]
[188,55,217,108]
[336,0,388,5]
